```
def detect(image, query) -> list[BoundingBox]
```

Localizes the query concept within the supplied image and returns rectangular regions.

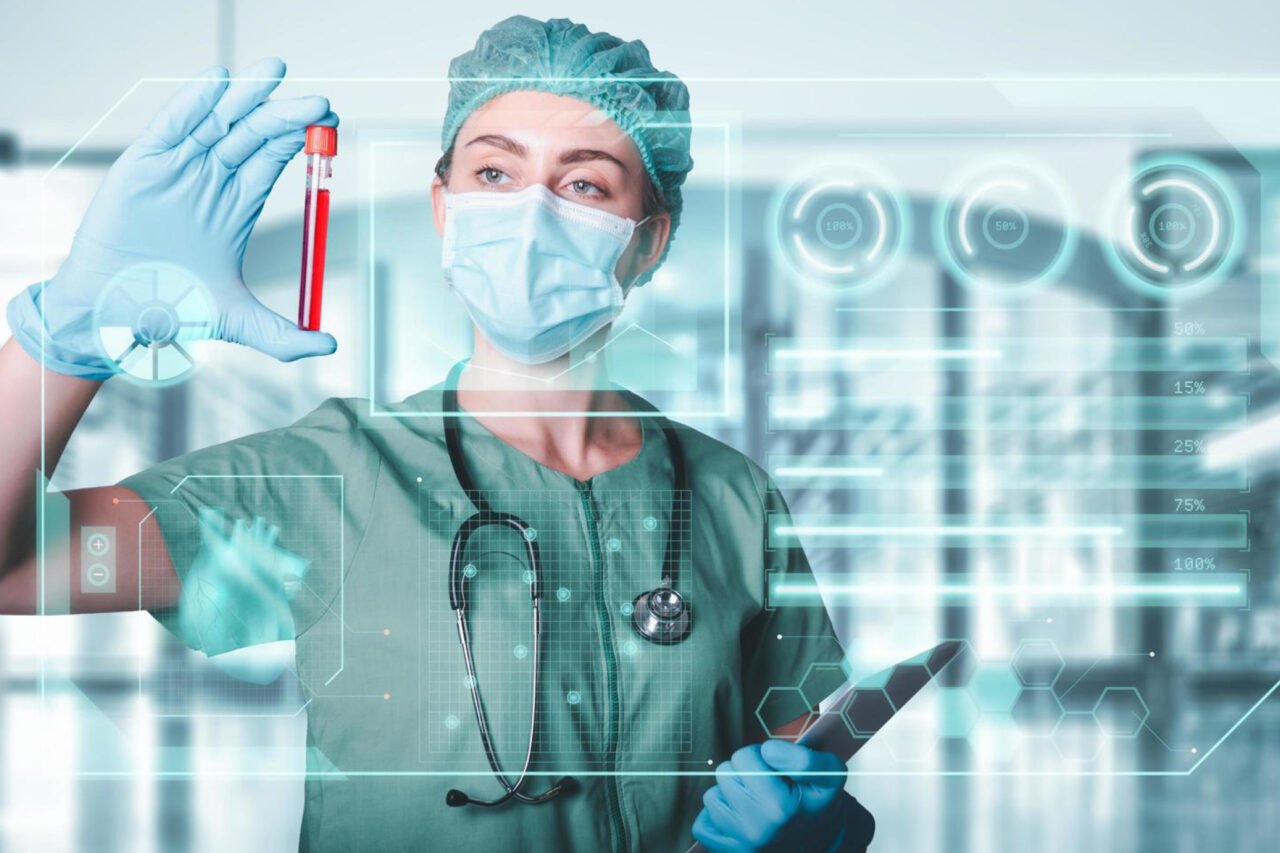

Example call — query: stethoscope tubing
[441,360,692,809]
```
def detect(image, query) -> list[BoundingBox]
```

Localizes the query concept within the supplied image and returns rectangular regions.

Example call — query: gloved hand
[6,57,338,379]
[177,508,309,658]
[692,740,875,852]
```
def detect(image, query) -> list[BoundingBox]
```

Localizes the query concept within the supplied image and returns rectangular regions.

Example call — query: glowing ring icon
[935,157,1076,295]
[770,162,909,295]
[1135,177,1220,273]
[1104,155,1243,300]
[790,190,887,274]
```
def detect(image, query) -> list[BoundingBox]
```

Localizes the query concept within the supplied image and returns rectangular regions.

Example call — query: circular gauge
[936,157,1076,295]
[93,262,214,386]
[1103,155,1244,300]
[770,162,910,294]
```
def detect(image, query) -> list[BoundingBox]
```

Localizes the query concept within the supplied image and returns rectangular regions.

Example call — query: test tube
[298,125,337,331]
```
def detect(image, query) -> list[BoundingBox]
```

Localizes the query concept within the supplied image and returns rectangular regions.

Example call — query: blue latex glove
[6,57,338,379]
[692,740,874,852]
[177,508,308,658]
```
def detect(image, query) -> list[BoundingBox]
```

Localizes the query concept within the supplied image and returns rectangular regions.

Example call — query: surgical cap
[442,15,694,285]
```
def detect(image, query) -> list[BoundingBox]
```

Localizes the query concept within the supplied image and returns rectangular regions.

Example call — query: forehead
[457,89,636,153]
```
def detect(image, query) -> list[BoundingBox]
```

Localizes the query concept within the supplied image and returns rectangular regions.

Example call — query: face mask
[441,184,651,365]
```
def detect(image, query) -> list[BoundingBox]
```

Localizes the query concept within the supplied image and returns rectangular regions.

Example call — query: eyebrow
[464,134,629,173]
[465,134,528,157]
[558,148,629,173]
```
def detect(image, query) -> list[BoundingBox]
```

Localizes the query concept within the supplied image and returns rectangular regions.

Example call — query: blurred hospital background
[5,1,1280,850]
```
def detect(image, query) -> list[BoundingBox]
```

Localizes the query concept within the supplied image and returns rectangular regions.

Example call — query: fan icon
[94,262,214,385]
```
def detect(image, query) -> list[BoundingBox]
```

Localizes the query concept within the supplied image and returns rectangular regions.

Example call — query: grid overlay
[421,488,693,767]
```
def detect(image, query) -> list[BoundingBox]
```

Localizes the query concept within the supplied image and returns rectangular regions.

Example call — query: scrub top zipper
[575,479,630,852]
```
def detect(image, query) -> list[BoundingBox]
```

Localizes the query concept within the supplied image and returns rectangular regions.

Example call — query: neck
[454,332,642,481]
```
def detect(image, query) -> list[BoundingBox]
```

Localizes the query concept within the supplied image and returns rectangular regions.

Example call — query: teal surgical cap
[442,15,694,285]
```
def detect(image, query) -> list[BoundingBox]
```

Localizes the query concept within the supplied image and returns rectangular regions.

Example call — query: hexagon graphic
[755,687,813,741]
[885,663,931,710]
[799,661,850,710]
[1052,711,1105,762]
[1012,639,1066,688]
[1011,687,1066,730]
[936,687,980,738]
[968,662,1024,714]
[1092,687,1151,738]
[841,688,896,737]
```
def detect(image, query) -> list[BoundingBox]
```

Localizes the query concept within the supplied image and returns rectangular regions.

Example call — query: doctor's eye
[567,178,607,199]
[474,165,511,186]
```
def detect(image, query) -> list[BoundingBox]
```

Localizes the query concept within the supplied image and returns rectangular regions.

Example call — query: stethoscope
[441,362,693,809]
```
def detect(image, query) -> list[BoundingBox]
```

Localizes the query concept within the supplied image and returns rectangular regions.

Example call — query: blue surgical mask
[441,184,651,365]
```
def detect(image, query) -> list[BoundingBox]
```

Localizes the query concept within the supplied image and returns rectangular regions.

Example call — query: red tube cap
[304,125,338,157]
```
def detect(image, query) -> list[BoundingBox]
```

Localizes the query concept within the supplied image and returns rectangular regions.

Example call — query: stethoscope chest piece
[631,582,692,645]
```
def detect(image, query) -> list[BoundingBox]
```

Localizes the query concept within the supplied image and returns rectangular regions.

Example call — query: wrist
[7,281,119,381]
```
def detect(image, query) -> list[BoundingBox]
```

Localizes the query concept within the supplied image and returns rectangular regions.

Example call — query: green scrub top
[121,385,846,852]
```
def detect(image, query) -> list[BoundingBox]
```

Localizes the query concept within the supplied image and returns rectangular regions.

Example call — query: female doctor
[0,15,873,853]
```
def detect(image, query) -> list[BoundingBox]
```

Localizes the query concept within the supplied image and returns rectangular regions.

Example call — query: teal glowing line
[764,455,1245,490]
[777,524,1124,537]
[768,345,998,358]
[768,337,1247,371]
[835,306,1177,312]
[134,75,1280,84]
[368,135,378,423]
[772,582,1242,598]
[772,407,831,420]
[767,394,1248,431]
[865,191,888,262]
[774,466,884,478]
[1188,678,1280,771]
[45,769,1256,778]
[839,131,1174,139]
